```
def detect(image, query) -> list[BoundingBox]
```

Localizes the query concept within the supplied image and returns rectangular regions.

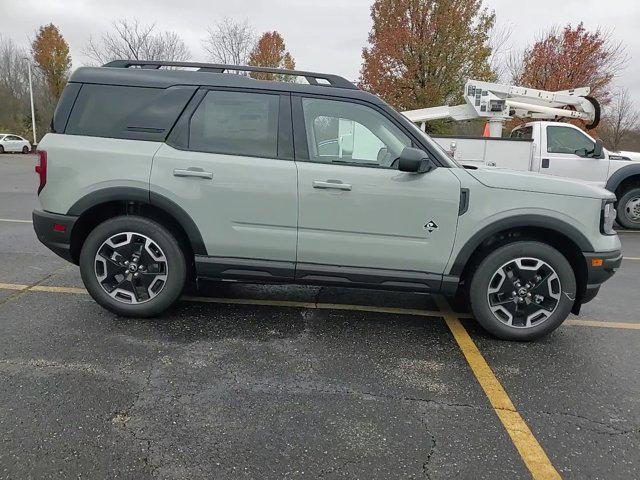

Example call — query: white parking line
[0,218,32,224]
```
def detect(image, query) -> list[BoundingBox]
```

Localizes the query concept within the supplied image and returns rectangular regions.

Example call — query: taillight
[35,150,47,194]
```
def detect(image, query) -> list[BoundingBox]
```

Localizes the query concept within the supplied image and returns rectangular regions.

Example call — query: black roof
[69,60,386,107]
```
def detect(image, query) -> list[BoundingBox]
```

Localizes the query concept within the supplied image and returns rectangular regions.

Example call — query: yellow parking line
[31,285,88,294]
[184,295,445,317]
[0,218,32,223]
[435,295,560,480]
[0,282,638,332]
[565,318,640,330]
[0,282,29,290]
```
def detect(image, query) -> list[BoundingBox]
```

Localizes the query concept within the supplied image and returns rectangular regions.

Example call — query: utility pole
[23,58,37,147]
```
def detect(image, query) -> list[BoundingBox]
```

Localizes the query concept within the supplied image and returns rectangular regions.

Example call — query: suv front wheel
[469,241,576,341]
[80,216,186,317]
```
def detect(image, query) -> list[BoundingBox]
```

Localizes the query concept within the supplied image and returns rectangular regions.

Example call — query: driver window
[546,125,595,157]
[301,97,410,167]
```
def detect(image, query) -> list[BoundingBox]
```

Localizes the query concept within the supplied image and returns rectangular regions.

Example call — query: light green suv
[32,60,622,340]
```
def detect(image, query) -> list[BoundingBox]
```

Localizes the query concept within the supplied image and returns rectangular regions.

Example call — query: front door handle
[313,180,352,191]
[173,168,213,179]
[541,158,550,168]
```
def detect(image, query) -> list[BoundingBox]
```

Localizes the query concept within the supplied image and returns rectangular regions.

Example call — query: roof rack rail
[103,60,358,90]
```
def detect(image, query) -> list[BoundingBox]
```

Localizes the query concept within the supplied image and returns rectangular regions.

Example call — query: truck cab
[511,122,618,185]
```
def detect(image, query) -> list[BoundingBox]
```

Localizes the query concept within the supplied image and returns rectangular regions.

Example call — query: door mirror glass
[397,147,434,173]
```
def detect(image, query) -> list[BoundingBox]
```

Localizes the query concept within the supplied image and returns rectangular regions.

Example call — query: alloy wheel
[94,232,168,304]
[486,257,561,328]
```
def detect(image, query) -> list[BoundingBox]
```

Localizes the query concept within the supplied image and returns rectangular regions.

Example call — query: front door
[151,89,298,279]
[541,124,609,185]
[294,96,461,291]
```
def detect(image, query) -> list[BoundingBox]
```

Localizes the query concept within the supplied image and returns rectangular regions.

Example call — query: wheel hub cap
[94,232,168,304]
[487,257,561,328]
[626,197,640,221]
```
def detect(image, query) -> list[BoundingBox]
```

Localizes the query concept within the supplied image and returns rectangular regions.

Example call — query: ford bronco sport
[33,60,621,341]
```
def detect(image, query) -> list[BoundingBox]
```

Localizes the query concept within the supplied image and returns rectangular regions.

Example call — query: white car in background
[0,134,32,154]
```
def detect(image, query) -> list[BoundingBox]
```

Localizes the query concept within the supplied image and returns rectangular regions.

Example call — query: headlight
[600,200,616,235]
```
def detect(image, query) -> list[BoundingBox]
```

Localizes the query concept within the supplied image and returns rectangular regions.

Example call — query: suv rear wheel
[469,241,576,341]
[80,216,186,317]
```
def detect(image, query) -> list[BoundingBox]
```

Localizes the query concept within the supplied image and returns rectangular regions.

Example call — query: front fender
[448,212,594,276]
[605,163,640,194]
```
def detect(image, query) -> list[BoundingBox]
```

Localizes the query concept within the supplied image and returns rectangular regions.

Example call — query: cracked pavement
[1,154,639,479]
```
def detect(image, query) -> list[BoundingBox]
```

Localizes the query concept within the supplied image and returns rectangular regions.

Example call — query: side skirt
[194,255,460,294]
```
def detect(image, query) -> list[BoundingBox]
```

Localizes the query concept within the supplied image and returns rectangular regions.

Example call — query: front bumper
[580,249,623,304]
[32,209,78,263]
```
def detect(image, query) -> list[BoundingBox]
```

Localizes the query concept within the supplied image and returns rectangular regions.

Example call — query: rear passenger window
[189,90,279,158]
[66,85,162,138]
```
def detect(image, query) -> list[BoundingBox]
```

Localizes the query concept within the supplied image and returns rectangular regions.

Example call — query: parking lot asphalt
[0,154,638,479]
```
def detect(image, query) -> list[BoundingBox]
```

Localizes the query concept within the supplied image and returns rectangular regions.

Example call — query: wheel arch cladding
[606,164,640,196]
[67,187,206,264]
[451,216,590,303]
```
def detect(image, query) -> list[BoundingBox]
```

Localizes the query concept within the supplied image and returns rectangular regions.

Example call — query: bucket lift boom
[402,80,601,137]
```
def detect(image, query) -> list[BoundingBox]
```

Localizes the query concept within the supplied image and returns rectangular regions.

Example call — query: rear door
[293,95,461,290]
[151,89,298,280]
[540,124,609,185]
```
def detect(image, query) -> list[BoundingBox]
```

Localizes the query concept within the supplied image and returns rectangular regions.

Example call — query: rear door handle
[173,168,213,179]
[313,180,352,191]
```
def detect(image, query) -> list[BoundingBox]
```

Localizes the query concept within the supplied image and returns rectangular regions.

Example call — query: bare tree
[0,35,29,133]
[599,88,640,151]
[83,19,191,65]
[488,22,513,83]
[202,18,255,65]
[0,35,29,99]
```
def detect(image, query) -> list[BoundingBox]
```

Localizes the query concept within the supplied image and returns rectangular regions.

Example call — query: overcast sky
[2,0,638,104]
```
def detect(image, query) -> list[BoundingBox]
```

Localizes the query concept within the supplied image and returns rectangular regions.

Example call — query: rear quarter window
[65,84,195,141]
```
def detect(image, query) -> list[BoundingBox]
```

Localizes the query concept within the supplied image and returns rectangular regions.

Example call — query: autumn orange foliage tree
[360,0,495,114]
[511,23,626,106]
[248,31,295,81]
[31,23,71,101]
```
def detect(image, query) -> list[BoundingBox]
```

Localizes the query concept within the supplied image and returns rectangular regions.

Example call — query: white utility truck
[403,80,640,229]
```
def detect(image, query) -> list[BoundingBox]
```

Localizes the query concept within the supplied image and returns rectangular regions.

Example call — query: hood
[466,168,615,200]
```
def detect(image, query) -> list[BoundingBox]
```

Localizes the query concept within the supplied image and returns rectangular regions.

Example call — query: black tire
[79,216,186,317]
[616,187,640,230]
[0,145,4,154]
[469,241,576,341]
[22,146,29,154]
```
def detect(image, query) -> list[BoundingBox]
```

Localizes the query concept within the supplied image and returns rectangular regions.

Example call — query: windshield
[404,121,462,167]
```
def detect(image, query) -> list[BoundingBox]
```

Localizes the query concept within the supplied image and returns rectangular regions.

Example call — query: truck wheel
[616,187,640,229]
[79,216,186,317]
[469,241,576,341]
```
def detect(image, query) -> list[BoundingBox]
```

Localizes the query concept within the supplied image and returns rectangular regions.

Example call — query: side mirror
[593,139,604,158]
[397,147,435,173]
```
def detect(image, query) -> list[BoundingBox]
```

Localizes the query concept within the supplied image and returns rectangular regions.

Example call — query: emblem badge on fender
[424,221,439,234]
